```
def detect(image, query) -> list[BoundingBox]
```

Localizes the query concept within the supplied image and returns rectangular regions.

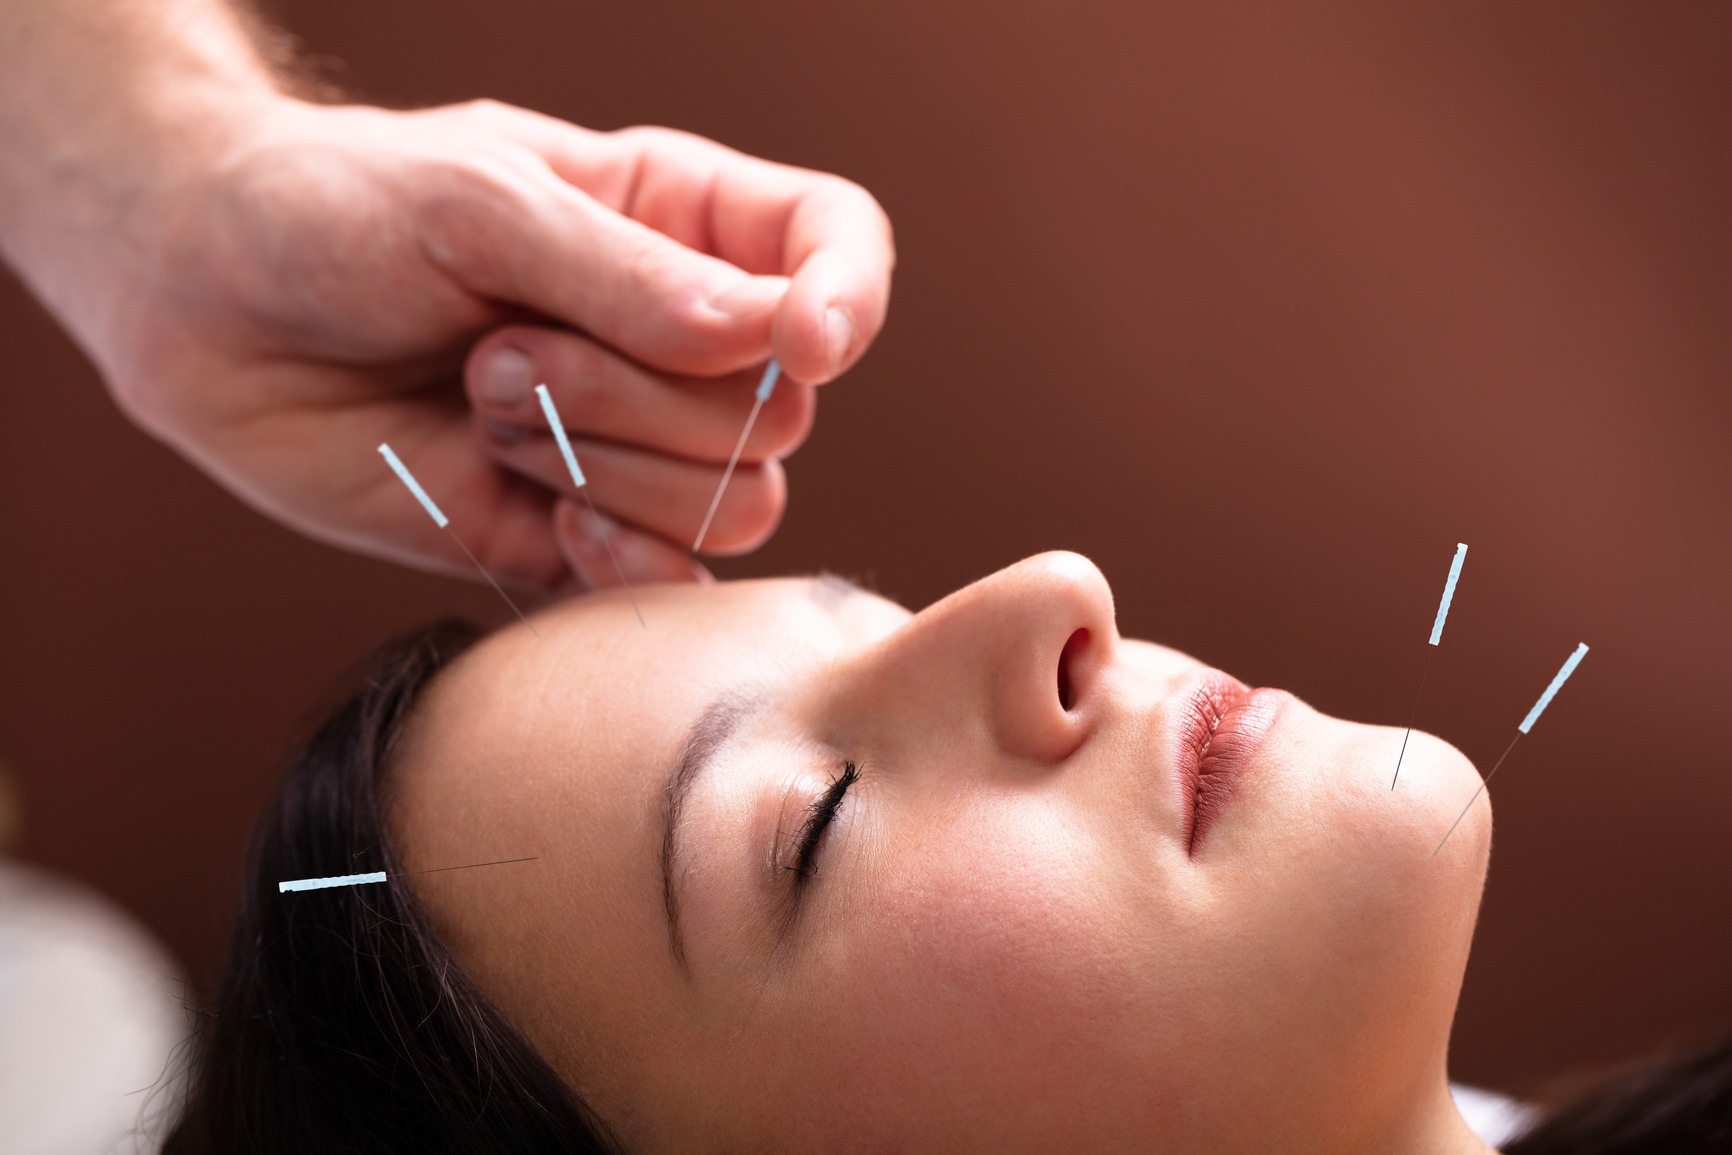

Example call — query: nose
[851,552,1119,765]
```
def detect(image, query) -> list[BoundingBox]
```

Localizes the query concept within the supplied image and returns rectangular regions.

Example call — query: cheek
[752,797,1192,1147]
[857,815,1133,1029]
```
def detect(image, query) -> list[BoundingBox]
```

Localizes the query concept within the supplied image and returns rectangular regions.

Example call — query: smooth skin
[0,0,893,592]
[393,553,1497,1153]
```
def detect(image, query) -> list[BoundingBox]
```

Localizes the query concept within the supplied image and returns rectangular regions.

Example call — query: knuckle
[411,155,529,267]
[440,98,512,132]
[615,124,691,152]
[561,345,630,426]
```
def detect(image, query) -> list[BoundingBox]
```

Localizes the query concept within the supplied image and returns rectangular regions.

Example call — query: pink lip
[1172,673,1287,855]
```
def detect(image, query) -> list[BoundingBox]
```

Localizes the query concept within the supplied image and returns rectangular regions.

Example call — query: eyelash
[782,761,859,881]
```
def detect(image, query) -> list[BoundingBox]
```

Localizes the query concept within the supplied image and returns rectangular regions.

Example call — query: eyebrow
[657,576,871,969]
[660,693,758,969]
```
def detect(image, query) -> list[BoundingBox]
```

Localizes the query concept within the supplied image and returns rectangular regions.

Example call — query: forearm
[0,0,282,348]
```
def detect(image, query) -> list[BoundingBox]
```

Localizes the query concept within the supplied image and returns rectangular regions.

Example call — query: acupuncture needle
[279,857,541,893]
[1392,543,1468,790]
[1433,642,1589,856]
[378,443,538,636]
[693,360,781,554]
[532,385,645,628]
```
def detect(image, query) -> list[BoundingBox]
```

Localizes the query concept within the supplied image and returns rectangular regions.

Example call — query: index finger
[630,128,896,385]
[469,107,895,384]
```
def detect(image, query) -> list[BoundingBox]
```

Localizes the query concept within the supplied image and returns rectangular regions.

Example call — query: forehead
[426,574,899,750]
[395,575,898,864]
[385,578,905,1078]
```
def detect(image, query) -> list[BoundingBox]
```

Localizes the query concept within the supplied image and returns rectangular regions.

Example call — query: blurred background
[1,0,1726,1098]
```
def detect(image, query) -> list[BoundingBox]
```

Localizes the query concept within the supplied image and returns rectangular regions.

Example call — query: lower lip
[1176,677,1287,855]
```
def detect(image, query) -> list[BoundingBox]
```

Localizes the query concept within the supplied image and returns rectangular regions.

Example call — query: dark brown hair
[165,619,617,1153]
[1503,1035,1732,1154]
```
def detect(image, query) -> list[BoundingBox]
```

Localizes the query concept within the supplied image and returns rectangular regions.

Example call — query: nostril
[1057,628,1089,711]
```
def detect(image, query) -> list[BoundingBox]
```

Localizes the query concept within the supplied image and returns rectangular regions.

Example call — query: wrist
[0,0,285,361]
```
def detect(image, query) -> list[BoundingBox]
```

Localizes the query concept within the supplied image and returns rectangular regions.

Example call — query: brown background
[1,0,1727,1096]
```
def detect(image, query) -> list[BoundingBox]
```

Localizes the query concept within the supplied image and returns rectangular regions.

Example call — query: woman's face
[393,553,1492,1154]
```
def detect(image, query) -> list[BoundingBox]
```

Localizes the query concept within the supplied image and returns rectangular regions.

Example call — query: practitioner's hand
[0,0,894,594]
[83,100,890,591]
[462,319,820,591]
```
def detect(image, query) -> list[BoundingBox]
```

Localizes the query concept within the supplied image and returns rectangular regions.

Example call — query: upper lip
[1170,672,1286,855]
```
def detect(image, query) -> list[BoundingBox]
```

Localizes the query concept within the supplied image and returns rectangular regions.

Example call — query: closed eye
[783,761,858,881]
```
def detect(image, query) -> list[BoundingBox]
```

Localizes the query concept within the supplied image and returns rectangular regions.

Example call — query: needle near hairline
[378,442,538,636]
[278,857,540,893]
[533,384,645,628]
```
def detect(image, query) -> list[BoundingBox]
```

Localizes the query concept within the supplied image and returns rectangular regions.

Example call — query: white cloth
[0,861,186,1154]
[1451,1081,1538,1149]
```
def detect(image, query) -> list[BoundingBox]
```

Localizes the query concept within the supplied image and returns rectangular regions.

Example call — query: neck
[1373,1080,1501,1155]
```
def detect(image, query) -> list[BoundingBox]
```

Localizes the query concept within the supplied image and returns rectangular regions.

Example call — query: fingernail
[480,417,526,446]
[475,346,533,408]
[709,275,787,318]
[823,304,857,375]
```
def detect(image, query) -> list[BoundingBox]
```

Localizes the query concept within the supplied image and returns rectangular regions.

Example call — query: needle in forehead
[377,443,539,636]
[692,360,780,554]
[1433,642,1589,856]
[1392,543,1468,790]
[533,385,645,628]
